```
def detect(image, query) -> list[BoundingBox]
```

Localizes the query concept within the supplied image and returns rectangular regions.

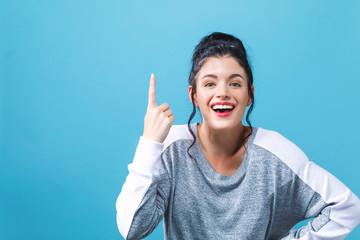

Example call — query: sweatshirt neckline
[190,122,258,182]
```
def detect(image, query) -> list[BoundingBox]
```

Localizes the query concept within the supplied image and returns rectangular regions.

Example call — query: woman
[116,32,360,239]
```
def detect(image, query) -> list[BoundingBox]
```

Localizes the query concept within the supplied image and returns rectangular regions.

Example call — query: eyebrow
[202,73,245,81]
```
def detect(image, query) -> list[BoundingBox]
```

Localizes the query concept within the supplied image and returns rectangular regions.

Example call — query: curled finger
[163,109,173,117]
[158,103,170,112]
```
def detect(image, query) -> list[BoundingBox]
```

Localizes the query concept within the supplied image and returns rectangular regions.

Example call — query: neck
[197,122,248,158]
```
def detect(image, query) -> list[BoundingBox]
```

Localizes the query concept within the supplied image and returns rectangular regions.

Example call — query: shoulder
[163,124,194,150]
[252,127,309,174]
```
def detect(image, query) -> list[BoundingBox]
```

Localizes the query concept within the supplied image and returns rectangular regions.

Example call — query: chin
[207,120,243,131]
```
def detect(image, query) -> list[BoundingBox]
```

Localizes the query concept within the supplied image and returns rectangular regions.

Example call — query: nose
[216,83,230,99]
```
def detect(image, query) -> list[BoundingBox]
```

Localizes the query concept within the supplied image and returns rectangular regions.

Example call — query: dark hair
[187,32,255,158]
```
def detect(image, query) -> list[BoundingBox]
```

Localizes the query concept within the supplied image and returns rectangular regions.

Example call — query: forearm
[116,137,166,239]
[283,162,360,239]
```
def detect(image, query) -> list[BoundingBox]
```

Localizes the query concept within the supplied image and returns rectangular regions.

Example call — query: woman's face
[188,56,254,131]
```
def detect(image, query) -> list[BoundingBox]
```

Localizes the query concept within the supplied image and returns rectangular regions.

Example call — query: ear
[247,85,254,106]
[188,85,197,106]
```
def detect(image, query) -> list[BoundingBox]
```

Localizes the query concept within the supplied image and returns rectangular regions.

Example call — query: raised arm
[116,74,174,239]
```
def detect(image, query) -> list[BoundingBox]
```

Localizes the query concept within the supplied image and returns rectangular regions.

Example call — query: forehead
[197,56,246,79]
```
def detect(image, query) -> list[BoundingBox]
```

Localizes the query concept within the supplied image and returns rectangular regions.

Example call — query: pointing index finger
[148,73,157,108]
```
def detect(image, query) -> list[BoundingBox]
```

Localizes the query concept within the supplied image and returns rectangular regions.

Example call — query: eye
[230,82,241,87]
[204,82,215,87]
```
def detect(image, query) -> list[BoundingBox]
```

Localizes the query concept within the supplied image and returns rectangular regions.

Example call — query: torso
[160,124,311,239]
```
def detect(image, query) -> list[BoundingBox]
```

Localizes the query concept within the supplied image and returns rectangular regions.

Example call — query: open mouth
[211,105,235,113]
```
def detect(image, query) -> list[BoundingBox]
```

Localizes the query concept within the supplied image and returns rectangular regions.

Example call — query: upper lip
[210,102,236,108]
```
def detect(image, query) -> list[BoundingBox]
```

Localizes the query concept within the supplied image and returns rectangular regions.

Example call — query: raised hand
[143,74,175,143]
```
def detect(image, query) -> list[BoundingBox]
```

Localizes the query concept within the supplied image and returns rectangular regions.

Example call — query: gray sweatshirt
[116,123,360,239]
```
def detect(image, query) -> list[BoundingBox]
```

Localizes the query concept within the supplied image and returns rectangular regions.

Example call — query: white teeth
[212,105,234,110]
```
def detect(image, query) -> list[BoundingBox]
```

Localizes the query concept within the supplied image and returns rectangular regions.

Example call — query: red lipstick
[211,102,235,117]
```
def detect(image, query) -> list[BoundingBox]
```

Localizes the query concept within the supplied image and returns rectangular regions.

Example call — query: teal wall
[1,1,360,239]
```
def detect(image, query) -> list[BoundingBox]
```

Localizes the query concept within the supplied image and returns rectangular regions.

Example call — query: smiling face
[188,56,254,131]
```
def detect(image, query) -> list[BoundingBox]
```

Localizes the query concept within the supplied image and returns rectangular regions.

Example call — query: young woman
[116,32,360,239]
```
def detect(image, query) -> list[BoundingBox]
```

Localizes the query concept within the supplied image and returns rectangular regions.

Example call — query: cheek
[233,90,248,100]
[196,92,210,104]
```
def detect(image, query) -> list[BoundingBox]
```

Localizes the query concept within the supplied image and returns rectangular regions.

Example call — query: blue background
[1,0,360,239]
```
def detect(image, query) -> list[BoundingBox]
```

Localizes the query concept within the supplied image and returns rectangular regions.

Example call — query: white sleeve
[274,141,360,239]
[115,136,165,239]
[255,128,360,239]
[283,161,360,240]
